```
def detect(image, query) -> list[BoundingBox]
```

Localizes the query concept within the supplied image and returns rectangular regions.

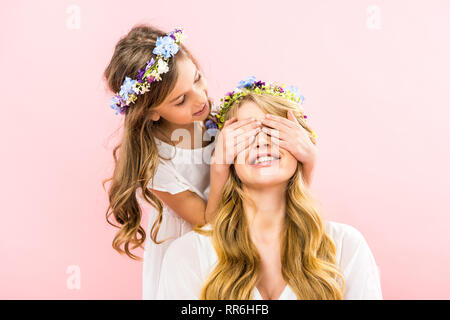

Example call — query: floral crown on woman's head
[205,76,315,139]
[110,28,186,115]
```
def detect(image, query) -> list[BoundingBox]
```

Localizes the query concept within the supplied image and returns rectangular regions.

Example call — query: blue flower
[153,36,180,59]
[237,76,257,89]
[110,96,124,115]
[205,119,218,130]
[287,85,305,103]
[287,85,299,96]
[110,96,120,107]
[298,95,305,104]
[119,77,136,100]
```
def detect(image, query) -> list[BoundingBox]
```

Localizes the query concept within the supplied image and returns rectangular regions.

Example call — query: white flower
[157,59,169,74]
[175,32,185,43]
[149,70,162,81]
[132,83,140,94]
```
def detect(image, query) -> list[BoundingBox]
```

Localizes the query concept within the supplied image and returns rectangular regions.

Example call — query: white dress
[156,220,383,300]
[137,130,216,300]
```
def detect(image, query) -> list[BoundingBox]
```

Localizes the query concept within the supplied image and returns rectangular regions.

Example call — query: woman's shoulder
[325,221,378,272]
[164,226,214,262]
[324,220,372,266]
[325,220,367,248]
[157,227,215,299]
[324,221,382,299]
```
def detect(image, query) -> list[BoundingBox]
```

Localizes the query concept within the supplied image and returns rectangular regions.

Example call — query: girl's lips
[193,103,207,116]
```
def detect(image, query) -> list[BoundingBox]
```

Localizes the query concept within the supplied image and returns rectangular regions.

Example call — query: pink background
[1,0,449,299]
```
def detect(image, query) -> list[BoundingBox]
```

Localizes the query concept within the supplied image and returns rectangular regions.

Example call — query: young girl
[103,25,318,299]
[157,80,382,300]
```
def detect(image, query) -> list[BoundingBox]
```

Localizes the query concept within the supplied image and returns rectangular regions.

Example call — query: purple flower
[169,29,182,39]
[254,81,265,88]
[145,58,155,71]
[137,69,145,82]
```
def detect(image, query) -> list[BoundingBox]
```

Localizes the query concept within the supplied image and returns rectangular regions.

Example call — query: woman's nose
[255,130,271,149]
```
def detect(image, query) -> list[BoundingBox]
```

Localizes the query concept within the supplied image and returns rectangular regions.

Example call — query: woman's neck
[242,183,287,243]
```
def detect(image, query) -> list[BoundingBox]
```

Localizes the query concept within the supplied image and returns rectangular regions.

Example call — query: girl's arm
[148,188,206,226]
[204,164,230,223]
[150,118,261,226]
[150,163,230,226]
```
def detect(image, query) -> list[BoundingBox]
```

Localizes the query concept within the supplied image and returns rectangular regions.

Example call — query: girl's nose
[193,87,207,105]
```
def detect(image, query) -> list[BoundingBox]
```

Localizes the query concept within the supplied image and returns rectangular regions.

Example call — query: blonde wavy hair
[199,93,345,299]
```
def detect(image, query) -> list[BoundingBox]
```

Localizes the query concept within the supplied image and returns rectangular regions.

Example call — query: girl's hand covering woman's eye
[211,117,261,168]
[261,110,318,185]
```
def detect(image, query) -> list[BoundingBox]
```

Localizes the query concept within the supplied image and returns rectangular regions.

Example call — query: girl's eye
[175,96,185,106]
[175,73,201,106]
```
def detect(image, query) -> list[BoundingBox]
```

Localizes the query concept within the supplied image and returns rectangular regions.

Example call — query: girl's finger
[222,117,237,128]
[267,135,289,150]
[232,121,262,137]
[263,114,297,129]
[261,126,287,140]
[287,110,301,125]
[224,128,259,150]
[233,127,261,144]
[260,118,290,134]
[222,127,259,151]
[227,117,259,131]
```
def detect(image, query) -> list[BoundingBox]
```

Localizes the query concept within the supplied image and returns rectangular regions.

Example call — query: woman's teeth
[254,156,277,164]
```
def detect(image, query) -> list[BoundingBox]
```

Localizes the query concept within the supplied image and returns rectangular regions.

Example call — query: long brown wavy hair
[199,93,345,299]
[102,24,206,260]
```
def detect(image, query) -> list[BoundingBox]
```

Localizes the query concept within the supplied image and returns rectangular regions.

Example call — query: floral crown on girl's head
[110,28,186,115]
[205,76,316,139]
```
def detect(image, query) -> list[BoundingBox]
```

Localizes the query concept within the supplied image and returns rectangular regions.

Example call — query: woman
[156,81,382,300]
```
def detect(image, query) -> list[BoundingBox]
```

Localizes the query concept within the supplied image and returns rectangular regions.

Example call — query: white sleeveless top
[156,221,383,300]
[137,128,216,300]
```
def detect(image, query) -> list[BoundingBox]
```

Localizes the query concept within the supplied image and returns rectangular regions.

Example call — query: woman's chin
[242,172,288,187]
